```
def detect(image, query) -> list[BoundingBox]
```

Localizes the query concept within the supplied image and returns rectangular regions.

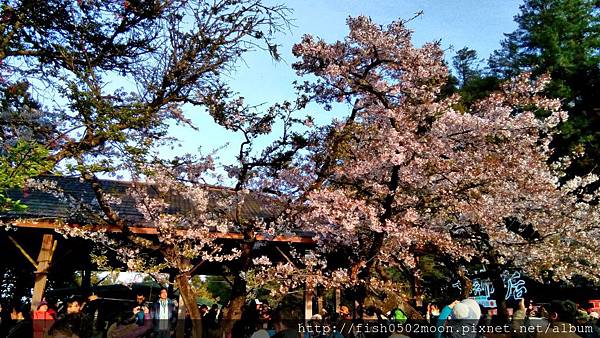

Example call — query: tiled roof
[2,176,283,226]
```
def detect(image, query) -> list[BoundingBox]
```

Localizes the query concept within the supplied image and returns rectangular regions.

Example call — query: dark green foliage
[489,0,600,176]
[445,47,502,110]
[205,275,231,304]
[453,47,480,87]
[459,76,502,107]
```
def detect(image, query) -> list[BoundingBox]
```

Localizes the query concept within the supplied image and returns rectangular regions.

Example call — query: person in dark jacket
[537,300,581,338]
[50,297,93,338]
[0,302,10,338]
[203,304,221,338]
[151,288,178,338]
[6,303,33,338]
[272,301,301,338]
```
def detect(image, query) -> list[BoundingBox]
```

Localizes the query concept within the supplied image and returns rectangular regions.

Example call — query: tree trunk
[398,300,424,320]
[221,239,255,337]
[176,273,203,338]
[222,281,247,337]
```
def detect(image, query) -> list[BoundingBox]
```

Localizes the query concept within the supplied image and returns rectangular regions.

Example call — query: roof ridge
[6,175,284,224]
[36,174,248,194]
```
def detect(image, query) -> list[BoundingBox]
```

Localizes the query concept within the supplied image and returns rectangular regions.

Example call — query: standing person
[511,298,530,338]
[0,302,9,338]
[272,302,301,338]
[199,304,209,317]
[204,304,221,338]
[435,298,460,338]
[447,298,481,338]
[538,300,581,338]
[34,300,57,338]
[50,296,93,338]
[6,303,33,338]
[426,303,440,324]
[133,292,148,326]
[589,312,600,338]
[128,294,153,338]
[337,306,353,338]
[82,294,104,338]
[152,288,178,338]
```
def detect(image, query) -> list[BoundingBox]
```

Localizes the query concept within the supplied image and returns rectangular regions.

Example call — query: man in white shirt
[152,288,178,338]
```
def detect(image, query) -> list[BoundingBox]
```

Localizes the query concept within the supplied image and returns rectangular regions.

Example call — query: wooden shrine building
[0,176,322,328]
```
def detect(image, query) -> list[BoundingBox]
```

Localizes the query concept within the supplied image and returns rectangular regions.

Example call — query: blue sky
[162,0,523,174]
[230,0,522,104]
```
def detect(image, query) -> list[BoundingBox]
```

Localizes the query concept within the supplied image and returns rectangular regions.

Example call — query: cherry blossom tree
[5,6,600,335]
[143,15,600,325]
[30,87,313,337]
[261,16,600,314]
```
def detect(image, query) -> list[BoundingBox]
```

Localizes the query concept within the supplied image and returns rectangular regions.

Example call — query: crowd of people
[0,287,181,338]
[292,297,600,338]
[242,297,600,338]
[1,292,600,338]
[425,297,600,338]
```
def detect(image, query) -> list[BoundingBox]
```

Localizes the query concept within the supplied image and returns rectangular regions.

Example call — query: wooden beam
[10,219,314,243]
[49,239,58,264]
[32,234,55,310]
[7,235,38,269]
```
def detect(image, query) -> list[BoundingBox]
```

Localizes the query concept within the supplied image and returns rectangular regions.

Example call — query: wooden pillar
[414,256,423,308]
[305,285,313,320]
[317,291,324,316]
[82,243,93,294]
[335,289,341,312]
[82,268,92,294]
[32,234,55,309]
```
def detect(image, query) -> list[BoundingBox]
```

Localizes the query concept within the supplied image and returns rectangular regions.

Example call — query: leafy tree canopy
[489,0,600,176]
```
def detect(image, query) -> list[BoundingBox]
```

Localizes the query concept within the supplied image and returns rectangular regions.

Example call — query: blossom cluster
[287,16,600,285]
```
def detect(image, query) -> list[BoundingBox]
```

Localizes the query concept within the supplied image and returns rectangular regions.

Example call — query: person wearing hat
[446,298,481,338]
[34,299,57,338]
